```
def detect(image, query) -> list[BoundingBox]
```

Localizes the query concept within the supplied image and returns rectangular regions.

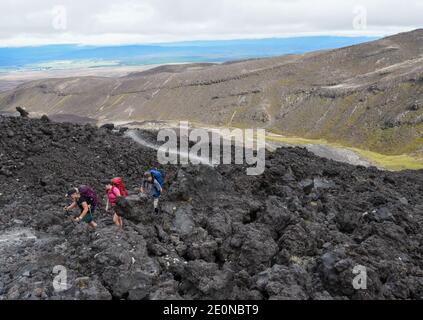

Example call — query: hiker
[106,177,128,228]
[64,187,98,229]
[140,169,164,214]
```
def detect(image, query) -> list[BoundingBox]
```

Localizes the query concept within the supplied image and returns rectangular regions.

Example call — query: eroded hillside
[0,30,422,157]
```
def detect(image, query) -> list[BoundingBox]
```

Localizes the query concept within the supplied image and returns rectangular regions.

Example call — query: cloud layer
[1,0,422,46]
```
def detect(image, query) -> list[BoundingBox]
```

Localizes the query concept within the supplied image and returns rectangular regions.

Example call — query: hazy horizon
[0,35,378,73]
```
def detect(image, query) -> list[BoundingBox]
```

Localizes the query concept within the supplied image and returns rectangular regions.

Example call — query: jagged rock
[408,103,420,111]
[399,197,409,205]
[299,179,314,194]
[234,224,279,274]
[111,271,153,300]
[372,207,394,222]
[182,261,233,299]
[256,264,312,300]
[115,194,152,223]
[313,178,336,189]
[40,115,50,123]
[54,277,112,300]
[171,205,195,236]
[100,123,115,130]
[335,210,362,233]
[16,107,29,118]
[261,196,297,236]
[119,127,129,134]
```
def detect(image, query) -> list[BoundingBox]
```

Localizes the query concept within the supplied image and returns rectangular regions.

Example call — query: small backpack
[78,185,99,209]
[111,177,128,197]
[150,169,164,187]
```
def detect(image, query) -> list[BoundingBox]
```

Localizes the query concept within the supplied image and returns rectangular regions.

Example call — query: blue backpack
[150,169,164,187]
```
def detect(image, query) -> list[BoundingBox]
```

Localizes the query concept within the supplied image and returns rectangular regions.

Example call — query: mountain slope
[0,29,422,156]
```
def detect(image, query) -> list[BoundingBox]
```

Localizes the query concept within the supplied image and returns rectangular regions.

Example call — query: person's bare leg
[113,213,123,228]
[89,221,97,228]
[113,213,120,226]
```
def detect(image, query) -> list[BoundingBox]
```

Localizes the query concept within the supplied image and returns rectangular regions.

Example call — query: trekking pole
[64,209,76,226]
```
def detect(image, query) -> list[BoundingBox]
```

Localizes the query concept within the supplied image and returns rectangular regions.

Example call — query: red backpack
[111,177,128,197]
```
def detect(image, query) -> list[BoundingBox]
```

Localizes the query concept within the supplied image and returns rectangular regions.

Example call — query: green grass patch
[350,148,423,171]
[266,133,328,146]
[266,132,423,171]
[276,79,294,86]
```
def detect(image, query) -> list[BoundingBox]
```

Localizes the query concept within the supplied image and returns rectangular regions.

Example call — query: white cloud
[0,0,421,46]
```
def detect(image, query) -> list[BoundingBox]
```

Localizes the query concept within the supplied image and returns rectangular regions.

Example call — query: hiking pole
[64,208,76,226]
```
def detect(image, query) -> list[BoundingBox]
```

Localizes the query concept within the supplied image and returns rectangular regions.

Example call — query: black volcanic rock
[16,107,29,118]
[0,116,422,300]
[40,115,51,123]
[100,123,115,130]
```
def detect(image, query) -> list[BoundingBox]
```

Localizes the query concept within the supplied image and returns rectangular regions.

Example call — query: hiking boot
[154,208,159,214]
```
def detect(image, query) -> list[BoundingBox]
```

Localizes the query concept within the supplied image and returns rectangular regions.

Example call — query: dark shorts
[81,207,95,223]
[112,205,123,217]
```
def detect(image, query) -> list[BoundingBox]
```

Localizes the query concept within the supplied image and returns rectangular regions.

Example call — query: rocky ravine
[0,116,423,300]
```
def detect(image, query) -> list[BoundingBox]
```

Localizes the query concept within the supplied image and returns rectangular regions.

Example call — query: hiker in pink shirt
[105,182,123,228]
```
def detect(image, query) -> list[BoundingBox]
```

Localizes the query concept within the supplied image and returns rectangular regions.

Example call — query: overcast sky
[0,0,422,46]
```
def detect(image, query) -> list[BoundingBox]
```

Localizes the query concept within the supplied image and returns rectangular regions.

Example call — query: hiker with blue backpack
[64,186,98,229]
[140,169,164,214]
